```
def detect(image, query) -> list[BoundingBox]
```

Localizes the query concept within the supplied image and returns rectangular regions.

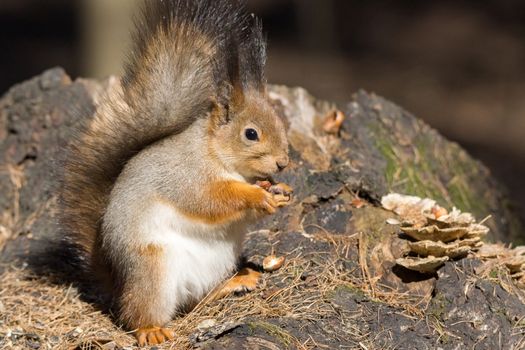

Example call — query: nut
[263,255,285,272]
[256,180,272,191]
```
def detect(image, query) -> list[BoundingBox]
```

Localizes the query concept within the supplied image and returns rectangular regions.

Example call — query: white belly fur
[137,200,247,316]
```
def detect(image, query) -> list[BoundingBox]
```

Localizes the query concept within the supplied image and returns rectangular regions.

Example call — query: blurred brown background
[1,0,524,227]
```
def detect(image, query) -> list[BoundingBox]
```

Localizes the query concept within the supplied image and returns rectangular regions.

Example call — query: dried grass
[0,266,134,350]
[0,254,363,349]
[0,228,409,350]
[2,226,521,349]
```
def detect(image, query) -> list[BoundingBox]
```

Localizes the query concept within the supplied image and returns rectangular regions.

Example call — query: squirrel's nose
[276,155,289,172]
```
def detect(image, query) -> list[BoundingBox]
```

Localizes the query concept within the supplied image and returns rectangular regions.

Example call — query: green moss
[329,284,384,305]
[444,154,487,215]
[439,332,450,344]
[247,321,294,348]
[283,265,306,280]
[374,128,448,203]
[429,292,448,321]
[375,137,398,187]
[335,284,366,298]
[372,120,493,226]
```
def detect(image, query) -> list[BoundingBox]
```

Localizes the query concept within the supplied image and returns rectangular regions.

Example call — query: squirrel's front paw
[259,190,278,214]
[136,326,174,346]
[268,183,293,207]
[256,181,293,208]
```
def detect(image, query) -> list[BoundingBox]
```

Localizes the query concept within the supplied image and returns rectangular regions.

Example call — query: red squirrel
[59,0,290,345]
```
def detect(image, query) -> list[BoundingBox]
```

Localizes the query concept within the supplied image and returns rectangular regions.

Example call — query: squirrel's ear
[210,86,232,127]
[211,82,246,126]
[210,101,231,129]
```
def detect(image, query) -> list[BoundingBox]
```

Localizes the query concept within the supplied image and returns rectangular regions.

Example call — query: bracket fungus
[476,244,525,287]
[382,193,489,274]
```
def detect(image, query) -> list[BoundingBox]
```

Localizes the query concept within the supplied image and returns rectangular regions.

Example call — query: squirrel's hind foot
[210,268,261,301]
[136,326,175,347]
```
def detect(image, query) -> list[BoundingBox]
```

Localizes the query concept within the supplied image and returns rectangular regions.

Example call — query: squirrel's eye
[245,128,259,141]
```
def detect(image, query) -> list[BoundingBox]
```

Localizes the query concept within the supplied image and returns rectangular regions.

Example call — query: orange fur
[118,244,166,330]
[166,180,276,225]
[137,243,163,257]
[210,267,261,301]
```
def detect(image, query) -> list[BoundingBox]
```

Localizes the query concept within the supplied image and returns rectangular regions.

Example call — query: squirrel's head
[208,89,289,182]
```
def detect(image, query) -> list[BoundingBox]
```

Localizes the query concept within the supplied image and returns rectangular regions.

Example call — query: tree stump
[1,68,524,349]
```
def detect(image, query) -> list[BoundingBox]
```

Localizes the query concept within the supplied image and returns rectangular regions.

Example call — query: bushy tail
[59,0,266,273]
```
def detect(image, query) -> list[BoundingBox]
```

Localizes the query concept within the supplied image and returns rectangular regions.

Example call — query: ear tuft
[210,97,231,127]
[213,80,245,125]
[216,82,233,107]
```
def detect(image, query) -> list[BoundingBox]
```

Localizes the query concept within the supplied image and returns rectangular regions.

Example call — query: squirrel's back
[59,0,266,273]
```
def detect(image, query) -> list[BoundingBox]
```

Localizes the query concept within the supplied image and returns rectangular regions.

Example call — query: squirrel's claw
[136,326,174,347]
